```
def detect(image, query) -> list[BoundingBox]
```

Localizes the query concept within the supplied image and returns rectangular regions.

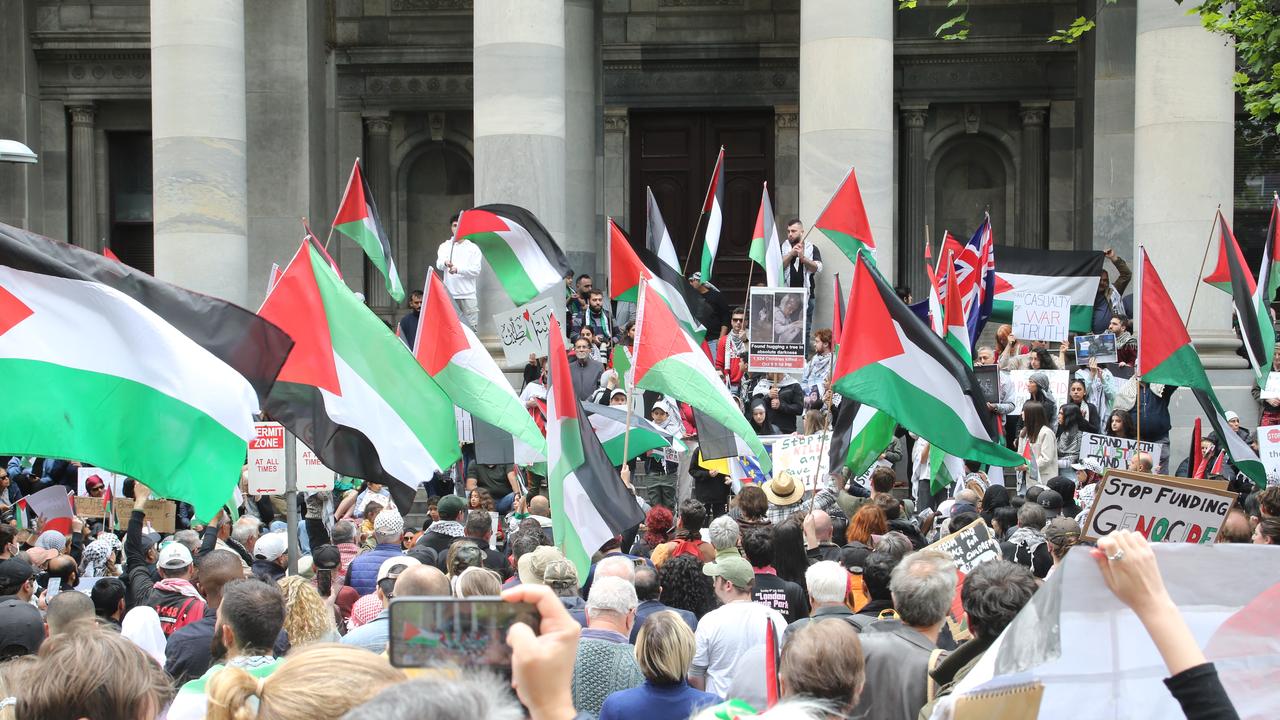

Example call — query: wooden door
[629,109,775,308]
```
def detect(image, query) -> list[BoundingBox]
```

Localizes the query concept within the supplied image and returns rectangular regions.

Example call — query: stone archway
[400,142,474,298]
[930,134,1014,245]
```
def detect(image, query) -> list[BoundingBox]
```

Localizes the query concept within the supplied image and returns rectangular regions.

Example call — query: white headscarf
[120,606,167,667]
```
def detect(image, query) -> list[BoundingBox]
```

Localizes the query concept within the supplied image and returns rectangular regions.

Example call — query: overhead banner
[747,287,807,373]
[247,421,287,495]
[1008,369,1069,415]
[1080,469,1236,543]
[492,288,564,365]
[1012,292,1070,343]
[1079,432,1162,472]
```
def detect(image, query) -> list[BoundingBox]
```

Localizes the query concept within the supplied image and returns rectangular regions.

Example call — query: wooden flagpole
[1183,205,1221,328]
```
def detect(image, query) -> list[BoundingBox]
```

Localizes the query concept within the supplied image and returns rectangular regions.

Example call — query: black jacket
[765,383,805,434]
[124,509,156,610]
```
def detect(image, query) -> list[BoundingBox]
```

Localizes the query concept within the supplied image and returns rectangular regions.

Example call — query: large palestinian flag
[413,272,546,453]
[260,241,461,504]
[989,246,1103,333]
[608,218,707,340]
[812,167,875,262]
[833,251,1023,468]
[580,402,673,466]
[1136,248,1266,488]
[1203,211,1271,384]
[0,222,292,521]
[455,204,572,305]
[333,160,405,302]
[828,400,897,478]
[546,315,645,581]
[699,146,726,282]
[632,280,771,471]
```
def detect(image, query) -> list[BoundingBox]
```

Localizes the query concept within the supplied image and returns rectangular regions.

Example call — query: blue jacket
[599,681,722,720]
[346,544,404,596]
[629,600,697,643]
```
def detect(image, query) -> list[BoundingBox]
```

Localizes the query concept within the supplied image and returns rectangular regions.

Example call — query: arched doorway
[403,142,474,297]
[930,135,1014,246]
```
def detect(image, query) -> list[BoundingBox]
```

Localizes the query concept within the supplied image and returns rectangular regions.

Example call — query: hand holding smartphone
[388,597,539,672]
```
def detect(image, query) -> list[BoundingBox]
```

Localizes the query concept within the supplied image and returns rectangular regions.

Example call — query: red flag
[764,617,780,708]
[102,247,121,262]
[1190,418,1204,479]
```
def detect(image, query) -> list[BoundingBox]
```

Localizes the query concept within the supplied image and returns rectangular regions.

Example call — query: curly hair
[642,505,674,549]
[846,505,888,546]
[658,554,718,619]
[277,575,336,647]
[469,488,497,513]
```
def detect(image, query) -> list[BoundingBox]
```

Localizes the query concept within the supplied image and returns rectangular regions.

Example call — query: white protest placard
[76,467,128,497]
[1262,373,1280,400]
[1081,469,1236,543]
[1012,292,1070,343]
[492,288,565,365]
[772,432,830,483]
[295,442,335,492]
[1257,425,1280,483]
[1079,432,1162,471]
[1008,369,1070,415]
[247,421,286,495]
[747,287,808,374]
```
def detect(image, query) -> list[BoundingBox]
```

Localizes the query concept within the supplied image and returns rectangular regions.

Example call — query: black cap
[0,597,43,657]
[1038,488,1064,519]
[139,532,161,553]
[311,544,341,571]
[0,559,33,595]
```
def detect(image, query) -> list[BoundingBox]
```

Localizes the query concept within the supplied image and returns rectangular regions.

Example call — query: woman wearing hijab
[746,399,781,435]
[1026,371,1057,430]
[979,485,1011,527]
[120,606,167,667]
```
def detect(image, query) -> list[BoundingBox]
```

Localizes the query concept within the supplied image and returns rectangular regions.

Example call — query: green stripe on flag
[466,231,541,304]
[335,219,404,302]
[549,417,592,580]
[816,229,873,266]
[1143,344,1211,393]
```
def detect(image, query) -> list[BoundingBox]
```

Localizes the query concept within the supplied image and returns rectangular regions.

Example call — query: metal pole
[285,432,300,575]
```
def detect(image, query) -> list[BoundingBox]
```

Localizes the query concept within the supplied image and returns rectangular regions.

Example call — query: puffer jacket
[345,544,405,596]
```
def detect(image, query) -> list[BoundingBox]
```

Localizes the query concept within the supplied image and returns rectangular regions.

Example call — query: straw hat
[762,470,805,505]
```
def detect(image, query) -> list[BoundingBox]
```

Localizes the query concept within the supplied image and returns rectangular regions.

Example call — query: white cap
[1225,410,1240,422]
[376,555,422,584]
[254,532,289,562]
[157,542,193,570]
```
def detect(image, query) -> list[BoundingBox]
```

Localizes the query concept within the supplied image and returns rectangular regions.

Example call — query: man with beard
[165,550,261,685]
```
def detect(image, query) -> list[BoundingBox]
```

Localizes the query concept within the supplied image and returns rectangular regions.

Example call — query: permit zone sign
[1081,469,1236,543]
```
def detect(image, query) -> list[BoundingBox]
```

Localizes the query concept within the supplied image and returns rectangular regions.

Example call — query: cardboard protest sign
[926,519,1003,642]
[1012,292,1070,343]
[1073,332,1117,365]
[1257,425,1280,483]
[76,467,127,497]
[1080,469,1236,543]
[1008,369,1069,415]
[747,287,807,373]
[492,291,562,365]
[247,421,286,495]
[1079,432,1162,471]
[74,496,108,519]
[75,495,177,533]
[772,432,830,483]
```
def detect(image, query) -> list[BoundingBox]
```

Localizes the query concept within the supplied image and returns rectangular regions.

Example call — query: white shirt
[690,599,786,699]
[435,238,482,299]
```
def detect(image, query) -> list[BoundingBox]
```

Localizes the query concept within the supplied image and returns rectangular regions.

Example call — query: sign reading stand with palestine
[1080,432,1162,471]
[1081,469,1237,543]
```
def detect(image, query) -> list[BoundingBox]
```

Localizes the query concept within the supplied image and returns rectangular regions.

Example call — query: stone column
[473,0,566,349]
[1134,0,1234,349]
[900,105,928,297]
[151,0,247,306]
[564,0,599,277]
[799,0,894,331]
[68,104,99,252]
[362,113,394,310]
[1018,102,1049,249]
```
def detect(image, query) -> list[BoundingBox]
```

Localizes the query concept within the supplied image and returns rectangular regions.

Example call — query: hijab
[121,606,167,667]
[979,485,1011,525]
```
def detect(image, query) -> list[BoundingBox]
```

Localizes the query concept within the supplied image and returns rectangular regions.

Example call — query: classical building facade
[1,0,1274,381]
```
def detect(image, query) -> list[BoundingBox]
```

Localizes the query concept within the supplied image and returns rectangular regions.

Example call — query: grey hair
[173,530,200,554]
[873,531,912,562]
[954,488,979,505]
[231,517,261,545]
[338,675,523,720]
[1017,502,1046,529]
[708,515,741,551]
[889,550,957,628]
[586,575,638,618]
[330,520,356,545]
[595,555,636,584]
[804,561,849,605]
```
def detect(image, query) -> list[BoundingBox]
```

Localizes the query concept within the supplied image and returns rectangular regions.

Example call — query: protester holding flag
[1091,248,1132,333]
[434,212,482,329]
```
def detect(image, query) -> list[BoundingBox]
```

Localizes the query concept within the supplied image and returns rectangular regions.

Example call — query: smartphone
[387,596,539,672]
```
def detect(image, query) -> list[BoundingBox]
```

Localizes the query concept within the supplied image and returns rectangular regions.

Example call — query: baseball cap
[254,532,289,562]
[374,506,405,536]
[1044,516,1082,547]
[1038,488,1064,519]
[311,544,342,572]
[0,598,44,656]
[1071,457,1105,475]
[437,495,466,521]
[375,555,421,585]
[0,559,33,594]
[139,532,161,554]
[157,542,193,570]
[702,554,755,589]
[609,388,627,400]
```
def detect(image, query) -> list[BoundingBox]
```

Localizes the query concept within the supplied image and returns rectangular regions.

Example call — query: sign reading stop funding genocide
[1081,469,1237,543]
[1012,291,1070,343]
[1257,425,1280,484]
[248,422,287,495]
[1080,432,1162,471]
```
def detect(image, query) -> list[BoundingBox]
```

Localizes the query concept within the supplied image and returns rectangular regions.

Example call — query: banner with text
[1080,432,1162,471]
[1008,369,1070,415]
[747,287,808,373]
[1012,292,1070,343]
[492,289,565,365]
[1256,425,1280,484]
[926,519,1003,642]
[771,432,830,483]
[1081,469,1236,543]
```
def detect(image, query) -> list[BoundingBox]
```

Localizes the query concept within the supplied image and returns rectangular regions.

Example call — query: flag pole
[1183,206,1221,328]
[807,425,831,514]
[683,146,724,277]
[622,278,646,484]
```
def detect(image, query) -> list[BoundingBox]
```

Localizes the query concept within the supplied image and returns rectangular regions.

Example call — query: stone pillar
[799,0,894,331]
[564,0,599,277]
[151,0,248,306]
[1134,0,1234,350]
[362,113,394,310]
[473,0,566,348]
[68,104,99,252]
[1018,102,1049,249]
[900,105,928,297]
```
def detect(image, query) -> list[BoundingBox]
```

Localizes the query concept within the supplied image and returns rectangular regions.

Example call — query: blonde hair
[455,566,502,597]
[0,656,37,720]
[277,576,337,647]
[207,643,405,720]
[634,610,695,685]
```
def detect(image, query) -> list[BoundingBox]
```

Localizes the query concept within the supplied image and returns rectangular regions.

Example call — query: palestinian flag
[17,486,74,535]
[1253,195,1280,386]
[455,204,572,305]
[943,252,972,364]
[989,246,1103,333]
[699,146,726,281]
[413,272,546,453]
[633,280,772,471]
[832,251,1023,468]
[1203,211,1256,295]
[832,272,845,353]
[0,222,292,522]
[828,400,897,478]
[333,160,405,302]
[749,182,784,287]
[611,345,631,389]
[926,248,949,337]
[546,315,645,581]
[1204,212,1270,383]
[260,241,461,507]
[937,231,963,279]
[580,402,673,466]
[928,442,966,497]
[812,167,875,262]
[645,187,683,272]
[608,218,707,340]
[1136,247,1266,488]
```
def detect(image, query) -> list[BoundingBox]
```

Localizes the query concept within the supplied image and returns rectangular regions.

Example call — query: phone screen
[387,596,539,671]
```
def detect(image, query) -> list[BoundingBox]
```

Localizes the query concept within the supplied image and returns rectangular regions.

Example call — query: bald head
[46,591,95,636]
[394,565,451,596]
[811,509,833,542]
[1217,510,1253,544]
[528,496,550,518]
[198,549,249,608]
